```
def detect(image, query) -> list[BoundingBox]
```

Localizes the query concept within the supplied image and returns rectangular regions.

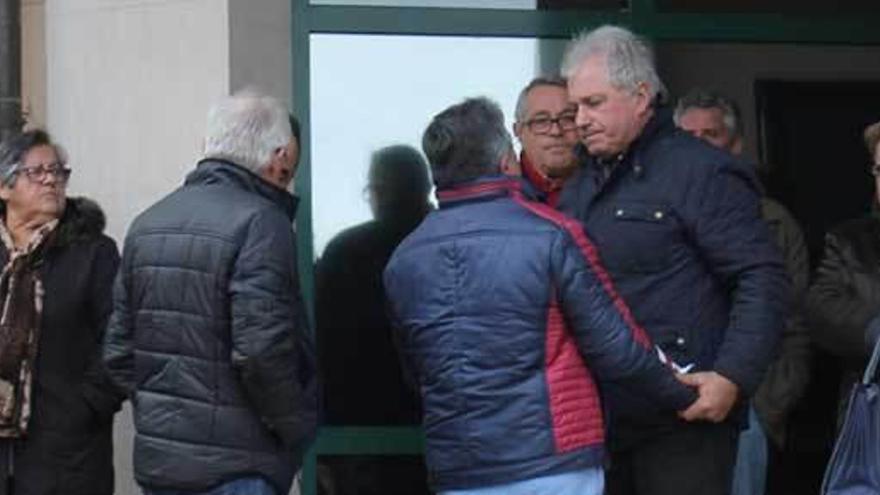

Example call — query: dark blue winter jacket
[558,108,789,436]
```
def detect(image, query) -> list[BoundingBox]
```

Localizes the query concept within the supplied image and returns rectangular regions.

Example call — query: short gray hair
[560,25,667,103]
[203,90,292,173]
[673,88,743,139]
[514,76,568,122]
[0,129,66,187]
[422,97,512,189]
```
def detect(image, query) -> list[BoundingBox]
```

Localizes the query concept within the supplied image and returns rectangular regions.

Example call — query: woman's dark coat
[0,197,122,495]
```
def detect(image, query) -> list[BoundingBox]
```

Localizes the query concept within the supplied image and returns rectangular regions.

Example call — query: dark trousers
[605,422,739,495]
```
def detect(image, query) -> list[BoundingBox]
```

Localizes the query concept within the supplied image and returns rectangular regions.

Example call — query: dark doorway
[756,80,880,495]
[757,80,880,262]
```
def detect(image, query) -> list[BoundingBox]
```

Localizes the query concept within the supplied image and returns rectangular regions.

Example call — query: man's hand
[676,371,739,423]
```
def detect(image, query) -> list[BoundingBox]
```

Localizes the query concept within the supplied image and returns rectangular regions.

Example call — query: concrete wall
[22,0,46,128]
[46,0,231,243]
[229,0,291,103]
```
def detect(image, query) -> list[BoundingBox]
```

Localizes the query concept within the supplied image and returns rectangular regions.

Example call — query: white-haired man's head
[203,89,298,189]
[561,25,666,103]
[561,25,664,159]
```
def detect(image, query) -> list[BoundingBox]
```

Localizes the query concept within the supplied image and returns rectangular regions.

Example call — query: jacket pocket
[607,202,679,274]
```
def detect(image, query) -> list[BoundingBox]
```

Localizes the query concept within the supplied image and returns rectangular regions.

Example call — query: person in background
[104,90,316,495]
[513,77,579,206]
[675,87,811,495]
[384,96,697,495]
[807,119,880,422]
[316,144,434,495]
[0,129,123,495]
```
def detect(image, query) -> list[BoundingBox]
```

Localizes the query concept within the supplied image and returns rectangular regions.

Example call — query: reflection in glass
[318,456,432,495]
[311,34,540,423]
[317,146,431,425]
[311,34,539,256]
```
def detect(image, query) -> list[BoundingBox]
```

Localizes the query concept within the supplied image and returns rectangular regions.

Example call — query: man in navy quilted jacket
[383,96,697,495]
[558,26,789,495]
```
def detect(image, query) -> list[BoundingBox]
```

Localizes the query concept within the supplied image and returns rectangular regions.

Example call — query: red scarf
[521,152,566,207]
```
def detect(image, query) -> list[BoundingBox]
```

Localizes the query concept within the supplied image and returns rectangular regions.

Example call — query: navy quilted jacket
[558,108,789,436]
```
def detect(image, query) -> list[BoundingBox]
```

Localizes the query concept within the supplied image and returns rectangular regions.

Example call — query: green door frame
[291,2,880,493]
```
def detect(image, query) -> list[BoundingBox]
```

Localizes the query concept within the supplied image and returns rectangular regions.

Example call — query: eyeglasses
[522,113,578,135]
[15,163,72,184]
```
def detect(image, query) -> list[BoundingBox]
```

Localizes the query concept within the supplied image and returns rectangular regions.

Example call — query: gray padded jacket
[103,159,316,493]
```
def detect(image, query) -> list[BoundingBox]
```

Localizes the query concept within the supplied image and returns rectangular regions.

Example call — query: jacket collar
[586,104,675,173]
[186,159,299,221]
[436,175,530,207]
[521,152,566,196]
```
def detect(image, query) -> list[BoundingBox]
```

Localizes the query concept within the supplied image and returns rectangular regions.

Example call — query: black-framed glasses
[522,113,577,135]
[15,163,72,184]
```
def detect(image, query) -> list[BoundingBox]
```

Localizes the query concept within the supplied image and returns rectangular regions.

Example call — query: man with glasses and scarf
[513,77,580,207]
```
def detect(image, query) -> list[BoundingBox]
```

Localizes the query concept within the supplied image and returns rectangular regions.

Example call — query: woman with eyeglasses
[0,129,123,495]
[807,120,880,418]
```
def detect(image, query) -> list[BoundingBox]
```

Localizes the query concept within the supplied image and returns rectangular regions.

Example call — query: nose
[575,105,592,132]
[42,171,59,186]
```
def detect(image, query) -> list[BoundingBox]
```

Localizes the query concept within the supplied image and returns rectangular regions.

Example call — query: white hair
[560,25,667,103]
[203,90,291,173]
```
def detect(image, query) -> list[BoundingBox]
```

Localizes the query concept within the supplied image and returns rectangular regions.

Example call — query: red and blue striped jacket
[383,176,696,492]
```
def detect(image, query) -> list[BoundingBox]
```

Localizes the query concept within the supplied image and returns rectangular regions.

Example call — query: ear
[731,136,744,156]
[634,81,653,115]
[500,152,521,177]
[0,184,12,202]
[513,122,524,142]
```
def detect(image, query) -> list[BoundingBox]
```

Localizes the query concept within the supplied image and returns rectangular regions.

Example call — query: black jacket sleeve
[103,236,136,396]
[753,202,811,446]
[229,209,316,451]
[82,236,126,420]
[553,225,697,411]
[692,164,790,396]
[807,229,880,361]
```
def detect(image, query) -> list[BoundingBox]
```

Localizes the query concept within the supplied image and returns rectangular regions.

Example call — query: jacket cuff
[81,382,124,422]
[672,384,699,411]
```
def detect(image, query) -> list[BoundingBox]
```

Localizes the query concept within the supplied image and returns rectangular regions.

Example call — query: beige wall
[229,0,291,103]
[46,0,231,243]
[22,0,47,128]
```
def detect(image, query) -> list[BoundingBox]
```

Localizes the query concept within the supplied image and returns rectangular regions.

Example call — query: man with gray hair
[673,88,744,154]
[104,90,316,495]
[675,87,811,495]
[513,76,579,206]
[384,96,696,495]
[558,26,789,495]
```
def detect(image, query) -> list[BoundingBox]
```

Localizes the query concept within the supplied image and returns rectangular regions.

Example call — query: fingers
[675,372,707,387]
[678,401,704,421]
[676,372,736,423]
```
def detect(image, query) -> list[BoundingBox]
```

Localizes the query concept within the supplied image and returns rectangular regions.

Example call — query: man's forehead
[681,107,726,128]
[526,85,573,112]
